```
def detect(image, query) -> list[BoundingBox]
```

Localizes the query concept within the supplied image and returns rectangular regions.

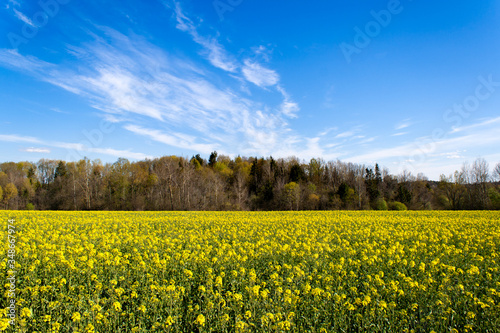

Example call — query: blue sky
[1,0,500,180]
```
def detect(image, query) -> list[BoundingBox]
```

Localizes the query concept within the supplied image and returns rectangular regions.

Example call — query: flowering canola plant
[1,211,499,332]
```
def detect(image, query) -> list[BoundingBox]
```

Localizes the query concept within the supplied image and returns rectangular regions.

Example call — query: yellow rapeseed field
[1,211,499,332]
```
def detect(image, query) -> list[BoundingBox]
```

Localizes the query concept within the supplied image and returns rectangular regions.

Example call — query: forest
[0,152,499,211]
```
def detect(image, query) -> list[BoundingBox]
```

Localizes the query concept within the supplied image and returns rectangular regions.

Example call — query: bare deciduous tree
[494,162,500,181]
[472,158,489,208]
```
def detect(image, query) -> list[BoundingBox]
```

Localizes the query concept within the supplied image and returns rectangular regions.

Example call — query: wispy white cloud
[202,38,239,73]
[241,59,279,87]
[450,116,500,133]
[392,132,408,136]
[439,151,465,160]
[279,100,300,118]
[345,116,500,178]
[359,137,376,144]
[0,133,150,160]
[319,127,337,136]
[1,0,307,159]
[169,2,299,117]
[172,1,237,72]
[322,85,336,109]
[252,45,273,62]
[276,85,299,118]
[0,134,42,144]
[335,131,356,139]
[0,27,304,158]
[324,143,340,149]
[304,137,324,157]
[169,2,304,124]
[395,119,412,130]
[82,147,150,160]
[0,49,53,72]
[125,124,215,154]
[50,108,70,114]
[13,8,34,27]
[21,147,51,153]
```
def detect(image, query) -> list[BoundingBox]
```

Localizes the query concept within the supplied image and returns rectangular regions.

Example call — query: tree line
[1,153,499,211]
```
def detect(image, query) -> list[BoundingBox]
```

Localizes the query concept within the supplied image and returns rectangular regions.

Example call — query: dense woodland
[0,153,499,211]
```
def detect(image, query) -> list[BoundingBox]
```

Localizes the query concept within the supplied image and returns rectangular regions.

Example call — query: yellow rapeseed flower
[71,312,81,322]
[113,301,122,312]
[195,314,205,327]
